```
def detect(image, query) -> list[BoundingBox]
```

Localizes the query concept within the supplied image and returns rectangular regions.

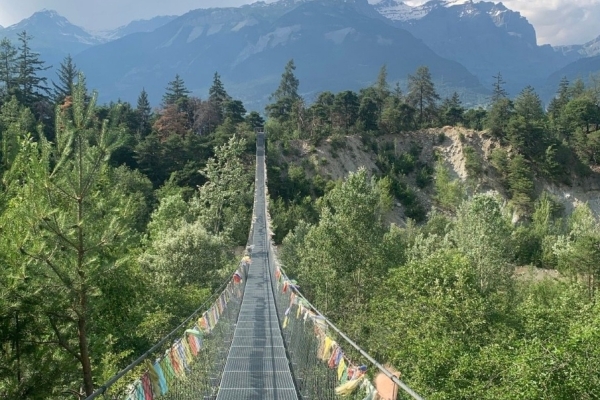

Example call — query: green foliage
[0,78,138,395]
[554,204,600,298]
[485,97,513,138]
[194,135,253,243]
[507,153,535,213]
[266,59,300,122]
[452,195,513,294]
[406,66,440,126]
[280,169,398,338]
[463,145,483,179]
[415,164,434,188]
[52,54,79,104]
[433,162,465,212]
[162,74,190,106]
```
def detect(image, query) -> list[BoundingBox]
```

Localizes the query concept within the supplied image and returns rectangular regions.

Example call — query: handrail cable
[276,262,424,400]
[84,275,236,400]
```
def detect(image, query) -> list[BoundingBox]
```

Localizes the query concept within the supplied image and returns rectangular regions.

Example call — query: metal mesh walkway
[216,133,298,400]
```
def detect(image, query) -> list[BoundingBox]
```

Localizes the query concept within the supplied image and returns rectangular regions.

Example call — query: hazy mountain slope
[93,16,179,42]
[373,0,575,95]
[74,0,484,108]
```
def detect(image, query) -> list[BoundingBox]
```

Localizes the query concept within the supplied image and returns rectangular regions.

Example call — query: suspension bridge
[86,131,423,400]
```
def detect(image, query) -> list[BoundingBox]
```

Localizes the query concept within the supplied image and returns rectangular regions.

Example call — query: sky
[0,0,599,45]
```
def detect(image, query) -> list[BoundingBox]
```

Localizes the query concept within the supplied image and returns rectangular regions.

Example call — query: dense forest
[1,30,600,399]
[0,33,259,398]
[267,62,600,398]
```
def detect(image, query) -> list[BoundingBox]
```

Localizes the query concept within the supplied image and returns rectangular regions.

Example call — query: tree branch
[48,315,81,363]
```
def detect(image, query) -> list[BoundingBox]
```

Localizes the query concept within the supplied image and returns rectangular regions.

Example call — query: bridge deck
[216,133,298,400]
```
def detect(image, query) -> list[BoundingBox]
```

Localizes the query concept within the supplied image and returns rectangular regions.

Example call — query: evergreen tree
[332,90,359,132]
[407,66,439,126]
[0,38,18,99]
[568,78,586,99]
[548,77,572,138]
[507,153,534,212]
[208,72,230,121]
[15,31,50,107]
[357,95,379,132]
[136,88,153,136]
[266,59,301,121]
[440,92,464,126]
[514,85,545,122]
[486,97,513,138]
[548,77,570,119]
[52,54,79,104]
[509,86,547,157]
[0,96,35,173]
[271,59,300,101]
[162,74,190,106]
[393,82,403,101]
[2,77,136,396]
[491,72,508,102]
[374,65,390,111]
[223,99,246,124]
[245,111,264,129]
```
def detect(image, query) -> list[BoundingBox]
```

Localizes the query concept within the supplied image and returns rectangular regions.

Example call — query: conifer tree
[491,72,508,102]
[440,92,464,126]
[16,31,50,107]
[162,74,190,106]
[4,75,135,396]
[266,59,300,121]
[374,65,390,110]
[52,54,79,104]
[407,66,439,126]
[208,72,230,121]
[0,38,18,99]
[136,88,152,136]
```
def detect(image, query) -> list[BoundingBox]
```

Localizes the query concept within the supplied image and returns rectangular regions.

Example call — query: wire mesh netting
[88,129,422,400]
[91,260,249,400]
[262,128,422,400]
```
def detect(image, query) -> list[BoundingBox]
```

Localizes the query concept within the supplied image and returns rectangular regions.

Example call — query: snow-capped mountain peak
[371,0,426,21]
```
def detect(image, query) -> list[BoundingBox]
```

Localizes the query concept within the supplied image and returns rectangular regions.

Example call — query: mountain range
[1,0,599,109]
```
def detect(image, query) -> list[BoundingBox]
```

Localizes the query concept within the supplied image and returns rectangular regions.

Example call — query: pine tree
[375,65,390,109]
[5,76,135,396]
[162,74,190,106]
[266,59,301,121]
[208,72,230,121]
[0,96,35,172]
[52,54,79,104]
[407,66,440,126]
[491,72,508,102]
[136,88,152,136]
[15,31,50,107]
[271,59,300,101]
[440,92,464,126]
[224,99,246,124]
[0,38,18,99]
[486,97,513,138]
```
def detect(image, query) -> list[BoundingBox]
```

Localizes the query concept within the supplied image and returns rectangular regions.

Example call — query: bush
[416,164,434,188]
[463,146,483,178]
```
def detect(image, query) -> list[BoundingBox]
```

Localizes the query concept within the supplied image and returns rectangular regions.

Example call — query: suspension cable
[84,275,235,400]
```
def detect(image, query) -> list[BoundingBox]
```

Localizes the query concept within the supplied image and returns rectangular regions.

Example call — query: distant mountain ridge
[1,0,599,108]
[554,34,600,59]
[92,16,179,42]
[73,0,484,107]
[372,0,576,95]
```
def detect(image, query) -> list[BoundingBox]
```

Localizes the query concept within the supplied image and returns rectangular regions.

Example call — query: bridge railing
[84,141,263,400]
[261,131,424,400]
